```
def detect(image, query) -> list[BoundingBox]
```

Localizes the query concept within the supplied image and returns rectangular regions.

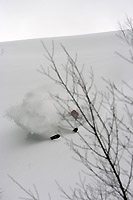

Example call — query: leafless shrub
[116,16,133,64]
[38,40,133,200]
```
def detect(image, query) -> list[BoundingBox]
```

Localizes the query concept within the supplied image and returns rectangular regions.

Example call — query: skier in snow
[6,87,80,141]
[70,110,79,132]
[51,110,79,140]
[71,110,79,120]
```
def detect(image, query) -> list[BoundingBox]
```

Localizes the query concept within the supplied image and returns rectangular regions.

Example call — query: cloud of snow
[6,87,62,137]
[6,86,80,138]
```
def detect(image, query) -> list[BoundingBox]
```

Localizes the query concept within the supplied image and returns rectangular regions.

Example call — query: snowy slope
[0,31,133,200]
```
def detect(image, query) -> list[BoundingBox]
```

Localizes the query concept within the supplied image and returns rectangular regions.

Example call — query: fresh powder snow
[0,31,133,200]
[6,86,80,138]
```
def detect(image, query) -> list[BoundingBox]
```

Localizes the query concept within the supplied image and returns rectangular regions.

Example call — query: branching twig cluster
[116,16,133,64]
[38,38,133,199]
[8,175,40,200]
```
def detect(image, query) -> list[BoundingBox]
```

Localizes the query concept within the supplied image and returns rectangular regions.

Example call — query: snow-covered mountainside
[0,31,133,200]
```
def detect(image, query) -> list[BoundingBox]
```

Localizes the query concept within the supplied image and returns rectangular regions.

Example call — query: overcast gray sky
[0,0,133,42]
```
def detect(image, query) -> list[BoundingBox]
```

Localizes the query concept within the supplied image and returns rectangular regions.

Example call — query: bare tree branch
[38,38,133,199]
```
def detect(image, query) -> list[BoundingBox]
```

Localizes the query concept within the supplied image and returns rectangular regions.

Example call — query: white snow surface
[0,31,133,200]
